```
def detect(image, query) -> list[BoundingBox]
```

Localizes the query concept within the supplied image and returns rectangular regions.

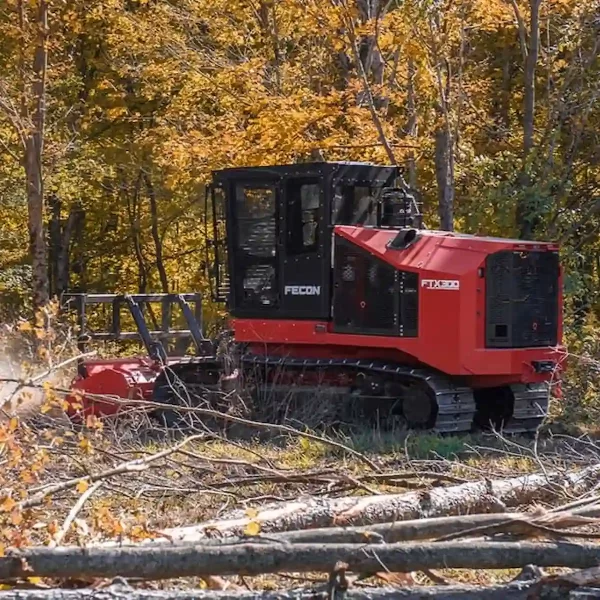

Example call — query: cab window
[332,183,379,226]
[286,180,320,254]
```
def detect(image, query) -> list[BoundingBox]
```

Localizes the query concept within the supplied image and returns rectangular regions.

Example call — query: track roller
[474,382,550,434]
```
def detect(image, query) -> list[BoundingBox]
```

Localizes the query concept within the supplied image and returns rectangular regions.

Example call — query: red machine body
[66,358,159,419]
[233,226,564,390]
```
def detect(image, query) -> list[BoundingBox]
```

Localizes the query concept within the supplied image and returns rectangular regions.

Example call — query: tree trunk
[70,206,87,291]
[523,0,541,156]
[347,27,396,164]
[257,0,281,91]
[429,13,455,232]
[516,0,543,239]
[24,0,50,310]
[498,31,513,137]
[146,463,600,544]
[48,194,61,298]
[153,502,600,547]
[0,581,596,600]
[124,171,147,293]
[256,503,600,545]
[25,140,48,309]
[406,57,418,189]
[356,0,386,107]
[334,50,351,89]
[143,173,169,293]
[48,195,82,297]
[56,208,83,295]
[5,540,600,580]
[435,127,454,231]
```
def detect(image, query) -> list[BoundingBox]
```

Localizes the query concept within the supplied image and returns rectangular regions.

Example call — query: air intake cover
[485,250,559,348]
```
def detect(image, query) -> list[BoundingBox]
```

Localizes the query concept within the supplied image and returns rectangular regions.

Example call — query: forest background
[0,0,599,345]
[3,2,600,591]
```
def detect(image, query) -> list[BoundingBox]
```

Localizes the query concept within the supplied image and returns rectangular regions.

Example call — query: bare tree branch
[508,0,529,62]
[49,481,104,547]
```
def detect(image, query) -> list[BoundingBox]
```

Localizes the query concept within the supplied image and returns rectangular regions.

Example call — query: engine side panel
[332,236,418,337]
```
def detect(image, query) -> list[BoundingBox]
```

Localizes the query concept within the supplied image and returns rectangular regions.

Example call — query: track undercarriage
[151,352,551,435]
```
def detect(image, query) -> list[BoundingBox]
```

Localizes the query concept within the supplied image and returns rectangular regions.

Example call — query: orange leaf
[47,521,58,535]
[20,471,34,484]
[0,497,16,512]
[79,438,92,454]
[244,520,260,536]
[76,480,89,494]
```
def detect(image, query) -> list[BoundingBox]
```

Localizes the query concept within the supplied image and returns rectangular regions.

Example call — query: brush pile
[2,336,600,599]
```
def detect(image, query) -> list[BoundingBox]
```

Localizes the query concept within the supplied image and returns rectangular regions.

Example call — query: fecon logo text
[284,285,321,296]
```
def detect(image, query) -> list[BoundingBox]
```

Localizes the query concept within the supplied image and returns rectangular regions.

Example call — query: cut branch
[49,481,104,547]
[17,434,206,509]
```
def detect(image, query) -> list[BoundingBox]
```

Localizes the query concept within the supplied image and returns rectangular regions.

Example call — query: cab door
[229,180,280,315]
[280,177,330,319]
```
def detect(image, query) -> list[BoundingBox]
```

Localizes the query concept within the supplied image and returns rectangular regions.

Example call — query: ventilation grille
[333,236,418,337]
[486,250,559,348]
[237,219,276,258]
[239,263,277,307]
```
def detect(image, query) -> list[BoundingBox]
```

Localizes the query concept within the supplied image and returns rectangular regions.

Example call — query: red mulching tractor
[63,162,564,434]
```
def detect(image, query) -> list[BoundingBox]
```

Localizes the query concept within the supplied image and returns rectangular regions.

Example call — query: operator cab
[206,162,418,320]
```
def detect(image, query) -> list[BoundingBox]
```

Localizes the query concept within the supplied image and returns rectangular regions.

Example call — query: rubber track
[155,355,549,435]
[503,382,550,434]
[241,354,477,434]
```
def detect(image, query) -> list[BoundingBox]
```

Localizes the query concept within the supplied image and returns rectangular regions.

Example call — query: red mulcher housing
[64,162,564,434]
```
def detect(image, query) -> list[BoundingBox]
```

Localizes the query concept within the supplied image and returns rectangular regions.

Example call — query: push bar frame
[62,293,213,362]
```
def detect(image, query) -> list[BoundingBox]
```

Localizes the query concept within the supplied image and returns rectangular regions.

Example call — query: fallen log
[4,541,600,580]
[0,580,598,600]
[263,504,600,544]
[150,463,600,544]
[125,504,600,547]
